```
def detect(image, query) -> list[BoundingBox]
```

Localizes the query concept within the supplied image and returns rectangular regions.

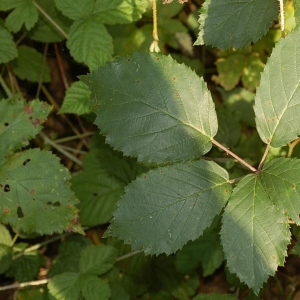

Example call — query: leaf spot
[172,77,176,80]
[23,158,31,166]
[156,58,160,61]
[93,193,98,196]
[176,92,179,97]
[4,184,10,192]
[4,208,9,214]
[271,255,276,260]
[225,189,229,193]
[31,118,41,128]
[24,105,34,114]
[53,201,60,207]
[17,206,24,218]
[72,216,79,225]
[31,189,35,194]
[127,58,131,62]
[4,122,9,126]
[136,80,140,84]
[144,176,147,179]
[292,184,296,189]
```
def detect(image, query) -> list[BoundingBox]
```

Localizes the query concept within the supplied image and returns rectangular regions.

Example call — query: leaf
[260,158,300,225]
[0,224,12,246]
[11,46,51,82]
[0,148,83,235]
[193,294,237,300]
[6,250,44,282]
[294,0,300,26]
[54,0,94,20]
[0,225,12,274]
[4,0,38,33]
[0,99,51,158]
[105,159,231,255]
[79,244,118,276]
[220,175,290,294]
[80,275,111,300]
[254,26,300,147]
[0,26,18,64]
[71,134,148,226]
[81,52,218,163]
[59,81,93,115]
[67,17,113,70]
[28,0,72,43]
[93,0,148,25]
[195,0,278,49]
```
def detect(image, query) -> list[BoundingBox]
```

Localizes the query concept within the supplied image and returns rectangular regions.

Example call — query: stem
[10,233,19,248]
[150,0,160,52]
[212,139,257,172]
[0,279,48,292]
[33,1,68,39]
[36,43,49,99]
[54,43,70,90]
[287,137,300,157]
[258,144,271,171]
[116,250,142,262]
[54,132,94,144]
[278,0,285,38]
[0,74,12,98]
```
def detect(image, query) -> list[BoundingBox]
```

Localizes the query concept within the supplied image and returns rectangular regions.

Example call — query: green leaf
[294,0,300,26]
[81,52,218,163]
[48,272,81,300]
[79,244,118,276]
[80,275,111,300]
[6,250,44,282]
[28,0,71,43]
[0,225,12,274]
[254,26,300,147]
[0,224,11,245]
[15,287,48,300]
[71,134,148,226]
[0,26,18,64]
[11,46,51,82]
[193,294,237,300]
[93,0,148,25]
[0,99,51,158]
[195,0,278,49]
[59,81,93,115]
[260,158,300,225]
[4,0,38,33]
[221,175,290,294]
[54,0,94,20]
[67,17,113,70]
[0,148,83,235]
[106,160,231,255]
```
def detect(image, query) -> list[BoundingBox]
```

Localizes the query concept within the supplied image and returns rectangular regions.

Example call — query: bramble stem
[150,0,160,52]
[33,1,68,39]
[212,139,257,172]
[258,144,271,171]
[278,0,285,38]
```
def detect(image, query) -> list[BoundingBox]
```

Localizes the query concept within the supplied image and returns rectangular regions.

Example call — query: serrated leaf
[80,275,111,300]
[0,99,51,158]
[193,294,237,300]
[0,148,83,235]
[28,0,71,43]
[59,81,93,115]
[0,26,18,63]
[106,160,231,255]
[54,0,94,20]
[11,46,51,82]
[79,244,118,276]
[93,0,148,25]
[81,52,218,163]
[67,17,113,70]
[195,0,278,49]
[254,26,300,147]
[5,0,38,33]
[260,158,300,225]
[0,224,12,245]
[6,250,44,282]
[221,175,290,294]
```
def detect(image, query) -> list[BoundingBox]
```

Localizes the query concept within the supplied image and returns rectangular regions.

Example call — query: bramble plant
[1,0,300,299]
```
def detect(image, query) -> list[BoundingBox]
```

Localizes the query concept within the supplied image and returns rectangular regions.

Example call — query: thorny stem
[150,0,160,52]
[278,0,285,38]
[212,139,257,173]
[33,1,68,39]
[258,144,271,171]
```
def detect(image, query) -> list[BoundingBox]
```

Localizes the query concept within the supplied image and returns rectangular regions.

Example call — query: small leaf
[221,175,290,294]
[54,0,94,20]
[72,134,148,226]
[11,46,51,82]
[93,0,148,25]
[0,244,12,274]
[254,26,300,147]
[59,81,93,115]
[5,0,38,33]
[260,158,300,225]
[0,99,51,158]
[106,160,231,255]
[81,52,218,163]
[195,0,278,49]
[0,224,12,246]
[79,244,118,276]
[0,149,83,235]
[80,275,111,300]
[0,26,18,64]
[67,17,113,70]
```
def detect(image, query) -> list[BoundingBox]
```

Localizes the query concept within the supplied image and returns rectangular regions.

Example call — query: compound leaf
[11,46,51,82]
[221,175,290,294]
[254,26,300,147]
[0,26,18,64]
[195,0,278,49]
[67,17,113,70]
[59,81,93,115]
[82,52,218,163]
[93,0,148,25]
[105,160,231,255]
[260,158,300,225]
[0,99,51,158]
[0,148,83,235]
[54,0,94,20]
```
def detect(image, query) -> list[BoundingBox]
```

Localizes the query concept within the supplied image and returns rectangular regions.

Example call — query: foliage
[0,0,300,299]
